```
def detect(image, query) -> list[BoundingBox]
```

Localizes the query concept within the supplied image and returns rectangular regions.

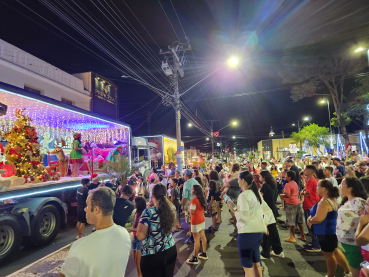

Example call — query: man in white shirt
[323,166,341,203]
[60,187,131,277]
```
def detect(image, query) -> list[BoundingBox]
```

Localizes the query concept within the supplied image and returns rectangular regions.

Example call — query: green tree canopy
[290,123,330,155]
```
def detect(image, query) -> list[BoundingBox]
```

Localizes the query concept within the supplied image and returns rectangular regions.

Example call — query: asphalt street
[0,205,346,277]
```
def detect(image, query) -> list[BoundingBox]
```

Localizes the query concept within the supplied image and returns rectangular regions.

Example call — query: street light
[354,47,369,65]
[292,123,296,126]
[228,57,239,68]
[232,136,236,139]
[232,121,237,126]
[320,99,334,149]
[188,123,192,127]
[304,117,309,121]
[206,137,209,140]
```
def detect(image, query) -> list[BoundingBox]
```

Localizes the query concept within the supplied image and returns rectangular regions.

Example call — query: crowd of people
[59,153,369,277]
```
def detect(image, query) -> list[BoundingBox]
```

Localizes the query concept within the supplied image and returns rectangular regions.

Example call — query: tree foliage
[102,154,133,187]
[331,112,351,128]
[290,123,330,155]
[280,48,366,142]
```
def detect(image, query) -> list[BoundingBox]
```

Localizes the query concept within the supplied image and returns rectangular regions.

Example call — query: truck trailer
[0,82,131,262]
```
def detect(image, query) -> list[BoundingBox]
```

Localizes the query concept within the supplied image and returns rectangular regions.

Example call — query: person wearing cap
[70,133,85,177]
[181,169,199,244]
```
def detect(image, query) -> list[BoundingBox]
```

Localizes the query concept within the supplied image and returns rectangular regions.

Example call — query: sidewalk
[9,208,338,277]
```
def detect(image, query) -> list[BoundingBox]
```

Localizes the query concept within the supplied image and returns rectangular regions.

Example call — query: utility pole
[205,120,218,163]
[159,41,191,173]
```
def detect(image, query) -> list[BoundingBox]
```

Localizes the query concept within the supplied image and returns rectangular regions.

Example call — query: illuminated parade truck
[140,135,184,170]
[0,82,131,262]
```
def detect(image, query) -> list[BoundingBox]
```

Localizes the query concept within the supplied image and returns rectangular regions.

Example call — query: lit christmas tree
[3,109,46,180]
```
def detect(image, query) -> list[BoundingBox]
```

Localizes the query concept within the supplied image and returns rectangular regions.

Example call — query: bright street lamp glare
[228,57,239,67]
[304,117,309,121]
[355,47,365,53]
[232,136,236,139]
[188,123,192,127]
[206,138,209,140]
[232,121,237,126]
[292,123,295,126]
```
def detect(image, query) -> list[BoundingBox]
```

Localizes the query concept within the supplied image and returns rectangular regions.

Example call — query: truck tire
[0,216,22,263]
[30,204,60,246]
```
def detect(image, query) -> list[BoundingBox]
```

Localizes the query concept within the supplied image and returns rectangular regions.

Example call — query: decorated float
[0,82,130,261]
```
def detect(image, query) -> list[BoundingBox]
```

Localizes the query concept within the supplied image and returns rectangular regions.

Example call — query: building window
[61,98,74,106]
[24,85,42,95]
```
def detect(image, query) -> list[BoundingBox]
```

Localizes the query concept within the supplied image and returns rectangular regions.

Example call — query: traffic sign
[289,144,297,154]
[214,132,219,137]
[177,146,184,152]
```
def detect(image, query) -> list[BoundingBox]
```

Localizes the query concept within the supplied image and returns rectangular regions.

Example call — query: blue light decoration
[336,134,345,159]
[302,140,308,157]
[360,132,369,155]
[64,123,110,129]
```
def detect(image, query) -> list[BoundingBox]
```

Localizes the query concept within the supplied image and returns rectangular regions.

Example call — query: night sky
[1,0,369,152]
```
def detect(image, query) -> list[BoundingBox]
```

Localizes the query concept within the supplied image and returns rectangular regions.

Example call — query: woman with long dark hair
[186,184,208,264]
[226,171,269,277]
[209,170,222,224]
[137,184,177,277]
[336,177,368,277]
[127,197,147,277]
[259,171,283,259]
[270,164,278,178]
[307,180,351,277]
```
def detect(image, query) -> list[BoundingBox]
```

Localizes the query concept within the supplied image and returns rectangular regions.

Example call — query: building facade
[0,39,91,111]
[72,72,118,119]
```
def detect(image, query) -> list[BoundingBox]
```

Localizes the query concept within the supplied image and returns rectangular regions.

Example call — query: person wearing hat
[106,145,123,163]
[89,174,101,190]
[70,133,85,177]
[181,169,199,244]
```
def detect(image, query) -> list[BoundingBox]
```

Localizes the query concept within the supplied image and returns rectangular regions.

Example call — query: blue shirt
[182,178,199,207]
[139,207,175,256]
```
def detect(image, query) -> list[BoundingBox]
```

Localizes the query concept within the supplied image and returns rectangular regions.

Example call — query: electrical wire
[133,101,163,131]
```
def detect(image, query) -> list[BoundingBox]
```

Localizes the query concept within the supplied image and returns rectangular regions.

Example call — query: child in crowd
[187,184,208,265]
[127,197,147,277]
[170,178,182,232]
[208,180,220,231]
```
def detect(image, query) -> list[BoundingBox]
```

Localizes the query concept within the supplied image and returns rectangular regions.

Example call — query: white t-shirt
[61,224,131,277]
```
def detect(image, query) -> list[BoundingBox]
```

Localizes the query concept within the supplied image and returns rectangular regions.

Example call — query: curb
[6,243,72,277]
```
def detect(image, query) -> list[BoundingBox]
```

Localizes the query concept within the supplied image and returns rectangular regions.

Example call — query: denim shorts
[131,236,142,251]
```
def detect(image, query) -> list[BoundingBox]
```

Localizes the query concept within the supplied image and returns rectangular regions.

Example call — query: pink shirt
[284,181,301,205]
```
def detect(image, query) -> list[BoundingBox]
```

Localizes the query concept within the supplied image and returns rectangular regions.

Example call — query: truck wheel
[30,204,60,246]
[0,216,22,263]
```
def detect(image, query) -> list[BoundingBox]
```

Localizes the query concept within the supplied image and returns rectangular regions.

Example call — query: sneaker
[185,237,194,244]
[229,230,238,237]
[186,256,199,265]
[305,246,321,252]
[344,272,352,277]
[198,252,208,260]
[270,251,285,258]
